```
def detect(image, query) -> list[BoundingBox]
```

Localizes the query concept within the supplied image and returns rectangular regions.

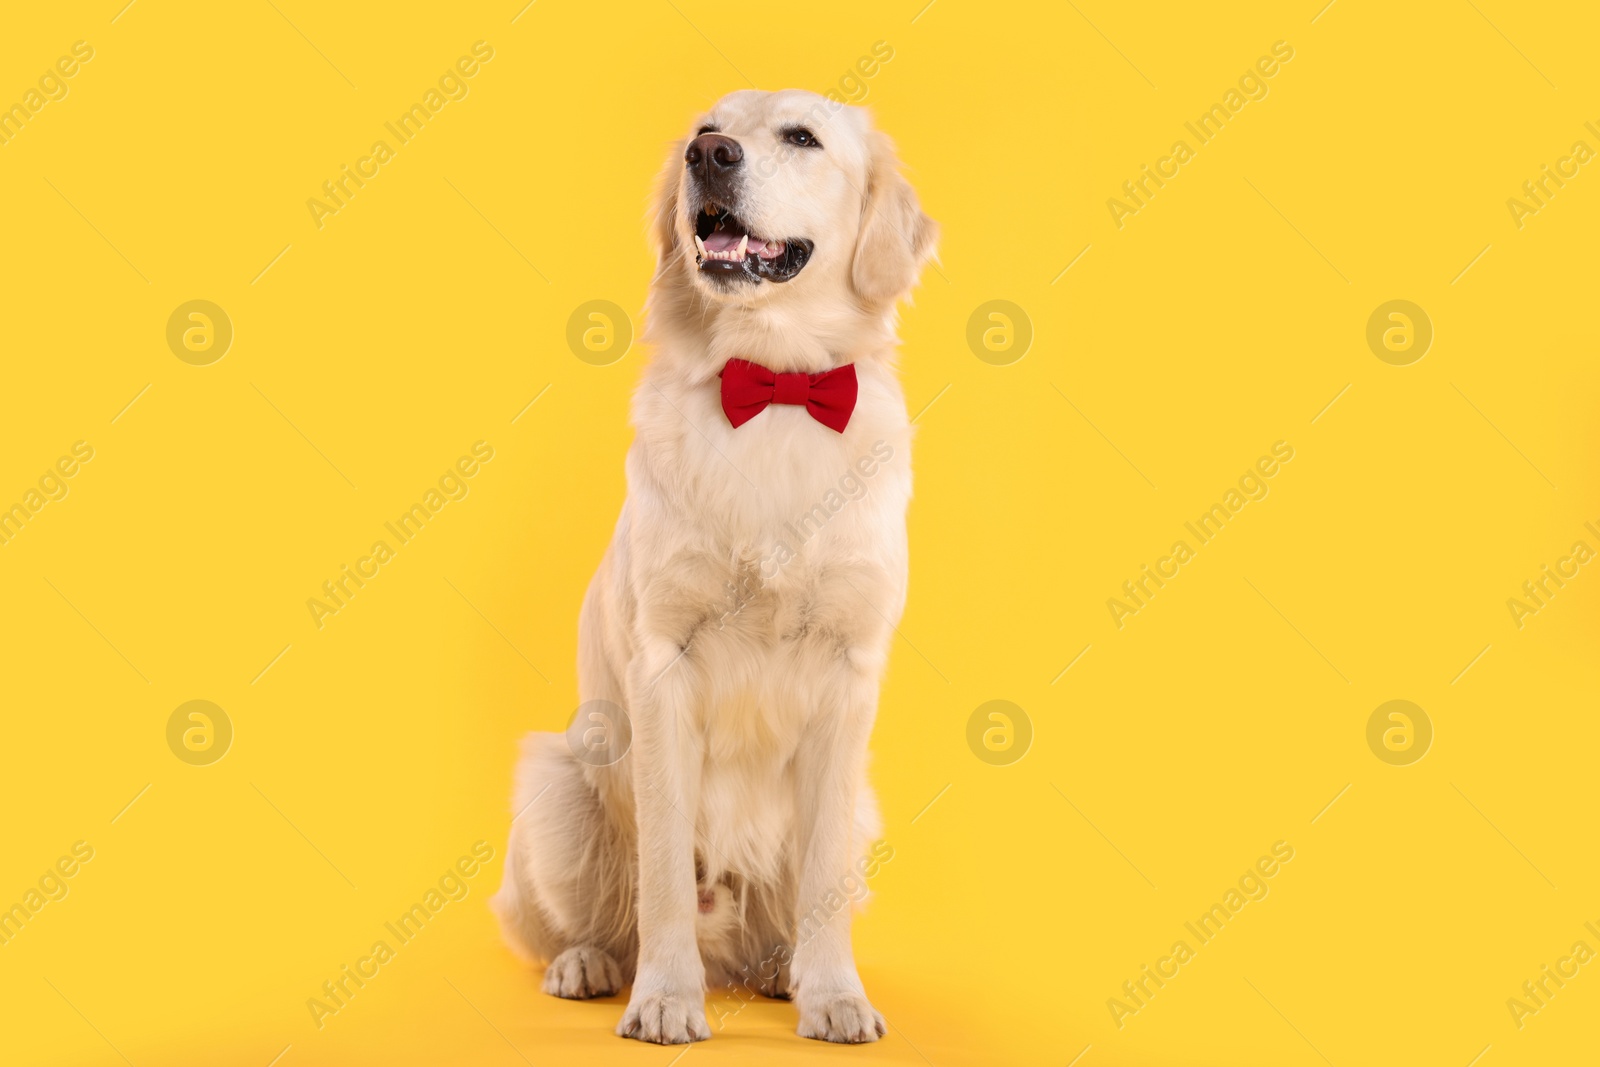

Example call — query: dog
[490,88,936,1045]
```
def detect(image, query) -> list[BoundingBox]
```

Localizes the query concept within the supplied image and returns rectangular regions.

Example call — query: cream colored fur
[490,89,936,1045]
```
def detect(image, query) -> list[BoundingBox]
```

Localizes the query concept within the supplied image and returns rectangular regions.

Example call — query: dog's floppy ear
[850,130,938,307]
[649,140,684,274]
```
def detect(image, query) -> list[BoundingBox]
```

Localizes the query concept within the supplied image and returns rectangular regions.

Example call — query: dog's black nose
[685,133,743,181]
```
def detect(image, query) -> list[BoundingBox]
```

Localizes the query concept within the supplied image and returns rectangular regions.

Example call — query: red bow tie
[719,358,858,433]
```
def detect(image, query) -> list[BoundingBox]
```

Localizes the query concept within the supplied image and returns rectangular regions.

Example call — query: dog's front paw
[616,990,711,1044]
[797,992,886,1044]
[543,946,622,1000]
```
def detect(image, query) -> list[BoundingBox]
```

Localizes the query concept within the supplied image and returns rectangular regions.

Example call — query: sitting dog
[491,88,936,1045]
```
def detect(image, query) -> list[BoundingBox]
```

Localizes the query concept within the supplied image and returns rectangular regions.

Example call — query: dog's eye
[782,127,820,148]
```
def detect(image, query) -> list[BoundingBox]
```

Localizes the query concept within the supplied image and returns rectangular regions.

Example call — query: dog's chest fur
[621,362,910,881]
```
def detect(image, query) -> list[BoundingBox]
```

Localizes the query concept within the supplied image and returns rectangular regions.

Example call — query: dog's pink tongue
[703,232,785,257]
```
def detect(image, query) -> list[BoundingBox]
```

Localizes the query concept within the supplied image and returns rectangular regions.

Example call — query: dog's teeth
[736,234,748,257]
[694,235,706,257]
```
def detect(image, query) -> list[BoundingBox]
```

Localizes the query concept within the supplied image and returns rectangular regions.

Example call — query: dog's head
[651,89,936,311]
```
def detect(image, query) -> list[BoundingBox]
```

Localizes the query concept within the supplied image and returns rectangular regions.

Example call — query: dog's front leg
[616,637,710,1044]
[791,667,886,1044]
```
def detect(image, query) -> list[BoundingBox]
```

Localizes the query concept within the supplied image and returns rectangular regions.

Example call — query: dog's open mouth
[693,203,812,283]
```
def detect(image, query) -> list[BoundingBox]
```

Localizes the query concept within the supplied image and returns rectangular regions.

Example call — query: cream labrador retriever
[491,88,936,1045]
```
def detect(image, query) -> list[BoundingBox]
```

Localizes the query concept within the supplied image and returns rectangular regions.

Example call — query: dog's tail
[488,732,565,964]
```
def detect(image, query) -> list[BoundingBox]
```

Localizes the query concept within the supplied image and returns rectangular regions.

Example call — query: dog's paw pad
[797,993,886,1043]
[616,990,711,1044]
[542,946,622,1000]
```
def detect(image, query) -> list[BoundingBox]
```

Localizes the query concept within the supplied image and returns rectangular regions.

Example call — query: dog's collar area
[718,357,857,433]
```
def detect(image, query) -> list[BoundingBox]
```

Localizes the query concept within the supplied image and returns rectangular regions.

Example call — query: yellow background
[2,1,1596,1064]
